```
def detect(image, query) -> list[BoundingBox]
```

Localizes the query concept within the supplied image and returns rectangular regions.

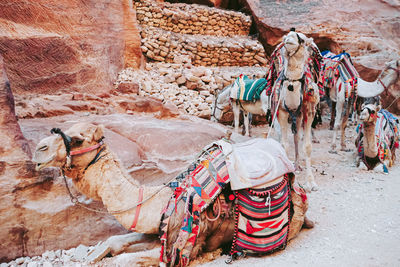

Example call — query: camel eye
[39,145,48,151]
[371,110,376,114]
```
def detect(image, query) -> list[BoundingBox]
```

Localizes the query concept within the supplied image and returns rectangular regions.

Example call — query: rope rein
[61,166,174,215]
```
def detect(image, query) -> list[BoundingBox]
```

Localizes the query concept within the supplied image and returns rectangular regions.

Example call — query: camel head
[283,30,313,57]
[360,103,381,123]
[382,59,400,85]
[33,123,105,172]
[211,86,231,122]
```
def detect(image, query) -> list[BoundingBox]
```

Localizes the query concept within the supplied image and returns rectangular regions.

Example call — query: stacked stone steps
[140,27,267,67]
[134,0,251,37]
[134,0,267,67]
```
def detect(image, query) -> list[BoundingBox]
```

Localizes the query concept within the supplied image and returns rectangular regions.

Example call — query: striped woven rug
[231,177,290,255]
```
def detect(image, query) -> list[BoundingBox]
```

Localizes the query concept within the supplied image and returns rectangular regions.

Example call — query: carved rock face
[0,0,142,96]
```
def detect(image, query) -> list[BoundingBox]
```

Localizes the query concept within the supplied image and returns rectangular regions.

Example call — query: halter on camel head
[50,127,104,170]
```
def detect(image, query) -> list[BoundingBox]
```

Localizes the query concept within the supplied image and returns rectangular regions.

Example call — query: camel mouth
[35,162,47,171]
[33,155,55,171]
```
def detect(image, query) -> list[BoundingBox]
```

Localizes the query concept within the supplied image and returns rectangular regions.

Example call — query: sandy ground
[198,122,400,267]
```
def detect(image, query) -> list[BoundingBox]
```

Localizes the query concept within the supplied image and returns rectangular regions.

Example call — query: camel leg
[278,111,290,157]
[329,99,344,153]
[340,102,351,151]
[243,110,250,137]
[294,114,303,171]
[104,233,160,256]
[330,101,336,130]
[232,102,240,134]
[391,147,396,166]
[304,109,317,191]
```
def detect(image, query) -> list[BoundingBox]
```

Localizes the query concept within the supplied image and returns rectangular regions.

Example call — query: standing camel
[211,78,271,136]
[325,57,400,153]
[32,123,313,266]
[268,30,321,191]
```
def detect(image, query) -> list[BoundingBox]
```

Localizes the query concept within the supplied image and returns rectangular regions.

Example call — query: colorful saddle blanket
[231,176,290,256]
[159,145,230,266]
[230,75,268,101]
[320,51,359,88]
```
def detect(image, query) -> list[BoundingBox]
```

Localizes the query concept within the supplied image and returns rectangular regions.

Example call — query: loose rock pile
[116,63,267,118]
[3,247,80,267]
[134,0,251,37]
[140,27,267,67]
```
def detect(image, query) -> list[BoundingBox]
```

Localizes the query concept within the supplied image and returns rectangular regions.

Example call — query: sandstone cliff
[0,0,142,95]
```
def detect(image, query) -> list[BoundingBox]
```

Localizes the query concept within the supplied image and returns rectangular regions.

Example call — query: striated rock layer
[0,0,142,96]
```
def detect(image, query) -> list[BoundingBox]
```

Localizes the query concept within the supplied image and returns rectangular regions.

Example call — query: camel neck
[362,122,378,158]
[377,68,397,90]
[286,47,305,80]
[66,147,173,234]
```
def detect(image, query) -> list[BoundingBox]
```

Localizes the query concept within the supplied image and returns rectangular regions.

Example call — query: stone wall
[116,62,267,118]
[134,0,251,37]
[140,27,267,67]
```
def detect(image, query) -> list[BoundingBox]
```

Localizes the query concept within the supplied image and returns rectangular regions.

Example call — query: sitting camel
[355,103,400,173]
[33,123,313,266]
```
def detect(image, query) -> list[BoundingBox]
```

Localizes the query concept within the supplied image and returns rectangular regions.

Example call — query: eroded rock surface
[0,0,142,95]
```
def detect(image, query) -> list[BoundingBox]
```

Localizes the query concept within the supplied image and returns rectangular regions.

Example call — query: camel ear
[93,124,105,142]
[304,37,313,46]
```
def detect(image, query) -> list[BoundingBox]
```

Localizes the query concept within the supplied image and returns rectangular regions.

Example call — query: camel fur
[273,30,321,191]
[33,123,313,265]
[329,59,400,153]
[355,103,399,173]
[211,82,271,137]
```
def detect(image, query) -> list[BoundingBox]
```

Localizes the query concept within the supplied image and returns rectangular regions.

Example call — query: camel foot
[355,158,360,168]
[311,183,319,191]
[312,139,320,144]
[303,217,315,229]
[328,150,338,154]
[340,148,352,152]
[305,181,318,192]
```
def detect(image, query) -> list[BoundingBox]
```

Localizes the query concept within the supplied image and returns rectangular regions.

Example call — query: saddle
[216,138,295,190]
[229,75,268,101]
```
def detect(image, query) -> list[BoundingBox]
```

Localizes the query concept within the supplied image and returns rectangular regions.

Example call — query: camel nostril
[288,84,294,92]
